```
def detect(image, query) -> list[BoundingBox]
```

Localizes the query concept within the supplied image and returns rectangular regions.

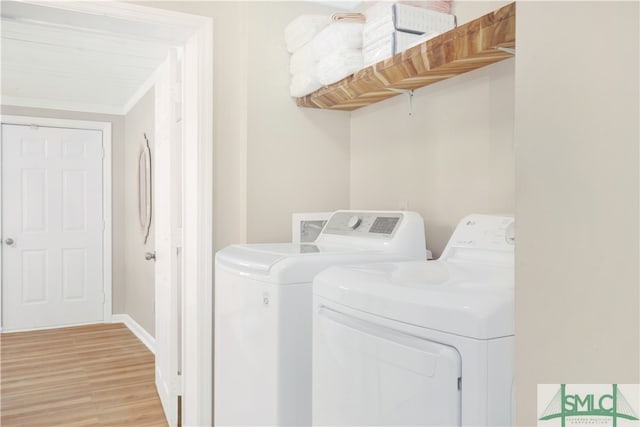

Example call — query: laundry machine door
[313,300,462,426]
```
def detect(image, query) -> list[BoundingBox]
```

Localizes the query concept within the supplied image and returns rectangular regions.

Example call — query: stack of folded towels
[363,1,457,67]
[286,14,364,98]
[285,2,456,98]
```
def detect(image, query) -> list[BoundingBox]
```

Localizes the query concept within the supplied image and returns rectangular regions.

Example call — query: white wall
[515,1,639,424]
[350,5,514,257]
[123,88,156,335]
[0,104,127,314]
[245,2,351,243]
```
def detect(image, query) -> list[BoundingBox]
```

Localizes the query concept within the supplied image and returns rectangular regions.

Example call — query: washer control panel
[321,212,403,238]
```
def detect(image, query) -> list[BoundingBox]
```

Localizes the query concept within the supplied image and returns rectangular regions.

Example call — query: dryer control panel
[321,211,403,238]
[441,214,514,263]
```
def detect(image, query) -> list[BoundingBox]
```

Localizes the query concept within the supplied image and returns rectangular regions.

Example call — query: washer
[214,210,428,426]
[312,214,515,426]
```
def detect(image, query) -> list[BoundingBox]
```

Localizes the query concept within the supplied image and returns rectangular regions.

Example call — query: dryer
[214,210,427,426]
[312,214,514,426]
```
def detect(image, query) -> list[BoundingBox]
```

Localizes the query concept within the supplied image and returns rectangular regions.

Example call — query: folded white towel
[317,48,363,86]
[290,72,323,98]
[285,15,329,53]
[363,33,396,67]
[330,12,366,23]
[311,22,364,60]
[363,19,397,46]
[290,42,316,76]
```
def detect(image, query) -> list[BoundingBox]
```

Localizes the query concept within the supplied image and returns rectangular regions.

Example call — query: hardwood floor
[0,323,168,427]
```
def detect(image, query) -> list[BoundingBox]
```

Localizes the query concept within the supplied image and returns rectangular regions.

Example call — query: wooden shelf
[296,2,515,111]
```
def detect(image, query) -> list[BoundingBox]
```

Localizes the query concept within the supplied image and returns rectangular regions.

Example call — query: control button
[347,215,362,230]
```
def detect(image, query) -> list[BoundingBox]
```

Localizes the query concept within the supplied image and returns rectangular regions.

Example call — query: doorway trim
[181,21,214,426]
[0,115,113,327]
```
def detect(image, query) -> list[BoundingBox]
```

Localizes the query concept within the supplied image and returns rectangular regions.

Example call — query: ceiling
[0,1,195,115]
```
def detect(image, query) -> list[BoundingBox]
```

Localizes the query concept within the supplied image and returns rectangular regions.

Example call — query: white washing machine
[214,210,428,426]
[312,214,515,426]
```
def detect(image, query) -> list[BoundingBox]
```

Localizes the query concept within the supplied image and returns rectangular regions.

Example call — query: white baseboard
[1,321,103,334]
[112,314,155,354]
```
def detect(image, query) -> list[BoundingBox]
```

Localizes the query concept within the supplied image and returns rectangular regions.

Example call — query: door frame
[0,115,113,329]
[180,22,214,427]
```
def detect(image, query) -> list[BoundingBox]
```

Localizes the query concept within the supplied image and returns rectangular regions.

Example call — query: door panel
[2,124,103,331]
[62,248,86,299]
[62,170,87,230]
[21,169,47,231]
[22,250,47,302]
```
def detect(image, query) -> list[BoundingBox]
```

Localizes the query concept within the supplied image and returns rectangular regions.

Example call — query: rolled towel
[290,72,323,98]
[285,15,329,53]
[330,12,366,23]
[311,22,363,60]
[317,48,364,86]
[290,42,316,76]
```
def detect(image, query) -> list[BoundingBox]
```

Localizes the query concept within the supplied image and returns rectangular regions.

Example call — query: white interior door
[1,123,104,331]
[154,49,183,427]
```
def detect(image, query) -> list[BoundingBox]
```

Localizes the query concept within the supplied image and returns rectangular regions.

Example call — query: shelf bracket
[387,88,414,116]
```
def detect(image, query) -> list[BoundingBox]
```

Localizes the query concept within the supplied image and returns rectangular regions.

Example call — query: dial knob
[347,215,362,230]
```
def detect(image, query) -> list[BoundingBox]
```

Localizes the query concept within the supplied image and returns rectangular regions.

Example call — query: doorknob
[4,238,14,246]
[145,251,156,261]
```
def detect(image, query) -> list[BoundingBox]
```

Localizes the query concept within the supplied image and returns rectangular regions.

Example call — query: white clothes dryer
[312,214,515,426]
[214,210,427,426]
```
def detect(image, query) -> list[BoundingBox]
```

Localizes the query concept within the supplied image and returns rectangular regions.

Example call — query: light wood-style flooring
[1,323,168,427]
